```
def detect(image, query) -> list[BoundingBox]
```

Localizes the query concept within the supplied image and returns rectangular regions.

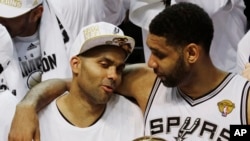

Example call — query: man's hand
[241,63,250,81]
[8,103,40,141]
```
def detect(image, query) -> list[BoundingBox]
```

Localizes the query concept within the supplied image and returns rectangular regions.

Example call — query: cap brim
[0,4,31,18]
[80,35,135,60]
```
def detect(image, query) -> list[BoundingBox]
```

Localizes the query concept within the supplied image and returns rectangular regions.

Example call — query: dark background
[119,18,145,64]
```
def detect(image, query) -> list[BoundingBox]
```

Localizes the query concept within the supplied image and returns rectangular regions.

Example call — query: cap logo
[112,37,128,44]
[113,27,120,34]
[83,25,101,41]
[0,0,22,7]
[106,37,132,54]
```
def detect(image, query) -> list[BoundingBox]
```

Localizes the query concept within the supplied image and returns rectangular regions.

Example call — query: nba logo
[113,27,120,34]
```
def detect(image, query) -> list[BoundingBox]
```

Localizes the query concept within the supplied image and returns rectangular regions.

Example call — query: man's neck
[56,93,106,127]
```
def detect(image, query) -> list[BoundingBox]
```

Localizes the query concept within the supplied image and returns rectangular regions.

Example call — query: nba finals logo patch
[217,99,235,117]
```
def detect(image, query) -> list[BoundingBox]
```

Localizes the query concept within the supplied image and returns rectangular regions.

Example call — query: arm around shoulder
[117,63,156,112]
[8,78,71,141]
[21,78,71,111]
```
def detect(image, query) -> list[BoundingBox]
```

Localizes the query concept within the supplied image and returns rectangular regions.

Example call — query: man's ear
[30,5,43,22]
[70,56,81,74]
[184,43,199,64]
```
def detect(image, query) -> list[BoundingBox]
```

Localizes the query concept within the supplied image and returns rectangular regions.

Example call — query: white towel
[129,0,164,31]
[39,0,72,81]
[0,24,12,73]
[0,24,27,102]
[129,0,165,61]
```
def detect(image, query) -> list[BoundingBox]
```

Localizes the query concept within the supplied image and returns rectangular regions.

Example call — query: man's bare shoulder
[117,63,156,111]
[124,63,154,75]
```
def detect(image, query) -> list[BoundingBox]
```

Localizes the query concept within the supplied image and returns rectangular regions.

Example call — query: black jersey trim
[241,81,250,124]
[177,73,235,106]
[143,77,161,135]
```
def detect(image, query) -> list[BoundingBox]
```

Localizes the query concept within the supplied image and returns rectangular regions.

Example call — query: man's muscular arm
[8,78,71,141]
[116,63,156,113]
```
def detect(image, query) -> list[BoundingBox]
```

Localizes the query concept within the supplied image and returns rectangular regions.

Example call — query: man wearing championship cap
[0,0,130,102]
[37,22,144,141]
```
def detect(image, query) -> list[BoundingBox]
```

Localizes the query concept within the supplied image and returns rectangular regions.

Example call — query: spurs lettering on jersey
[148,116,229,140]
[144,75,248,141]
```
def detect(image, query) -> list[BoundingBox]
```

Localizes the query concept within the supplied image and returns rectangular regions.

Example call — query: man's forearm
[19,78,71,112]
[8,78,71,141]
